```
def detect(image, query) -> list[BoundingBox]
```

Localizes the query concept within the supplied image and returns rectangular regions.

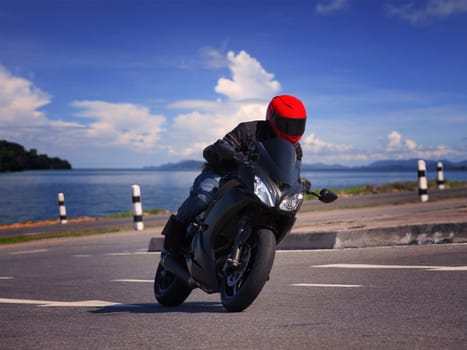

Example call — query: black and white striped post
[417,160,429,202]
[437,162,445,190]
[132,185,144,231]
[57,193,67,224]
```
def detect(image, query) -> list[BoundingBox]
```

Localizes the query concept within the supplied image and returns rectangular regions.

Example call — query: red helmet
[266,95,307,145]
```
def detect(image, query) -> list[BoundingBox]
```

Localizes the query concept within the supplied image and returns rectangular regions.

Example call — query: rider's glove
[233,152,250,165]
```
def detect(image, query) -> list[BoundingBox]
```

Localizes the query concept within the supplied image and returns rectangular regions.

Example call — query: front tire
[220,228,276,312]
[154,259,192,307]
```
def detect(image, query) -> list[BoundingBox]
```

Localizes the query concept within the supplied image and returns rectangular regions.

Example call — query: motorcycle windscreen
[254,138,300,186]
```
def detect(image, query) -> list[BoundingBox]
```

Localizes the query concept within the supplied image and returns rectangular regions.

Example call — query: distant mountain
[0,140,72,172]
[302,163,348,171]
[145,160,204,171]
[366,159,467,171]
[145,159,467,171]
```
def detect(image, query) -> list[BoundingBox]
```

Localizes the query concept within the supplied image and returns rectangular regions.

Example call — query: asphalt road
[1,232,466,349]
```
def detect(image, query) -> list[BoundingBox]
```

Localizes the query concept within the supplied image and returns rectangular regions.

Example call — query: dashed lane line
[0,297,138,308]
[292,283,362,288]
[105,252,158,256]
[312,264,467,271]
[112,279,153,283]
[9,249,49,255]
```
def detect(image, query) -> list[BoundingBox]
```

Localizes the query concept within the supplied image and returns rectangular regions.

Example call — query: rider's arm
[203,139,237,161]
[203,122,252,163]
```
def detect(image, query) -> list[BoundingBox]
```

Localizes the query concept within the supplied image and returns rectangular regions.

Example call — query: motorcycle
[154,138,337,312]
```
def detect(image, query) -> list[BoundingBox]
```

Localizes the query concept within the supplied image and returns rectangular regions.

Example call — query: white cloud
[385,0,467,24]
[215,50,281,100]
[198,47,229,69]
[380,131,462,160]
[164,50,281,158]
[302,132,353,153]
[70,48,283,159]
[166,100,267,157]
[0,52,279,163]
[2,49,465,168]
[71,100,166,150]
[0,65,83,152]
[300,132,369,164]
[0,65,50,126]
[315,0,349,14]
[299,129,464,165]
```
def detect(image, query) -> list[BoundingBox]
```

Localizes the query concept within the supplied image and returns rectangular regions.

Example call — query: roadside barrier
[437,162,445,190]
[132,185,144,231]
[57,193,67,224]
[417,160,429,202]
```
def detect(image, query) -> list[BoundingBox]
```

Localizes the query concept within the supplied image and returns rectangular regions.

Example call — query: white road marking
[112,279,153,283]
[0,277,14,280]
[105,252,158,256]
[9,249,48,255]
[312,264,467,271]
[292,283,362,288]
[0,297,137,308]
[73,254,93,258]
[427,266,467,271]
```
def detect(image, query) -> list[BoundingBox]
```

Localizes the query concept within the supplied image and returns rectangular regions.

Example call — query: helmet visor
[271,113,306,136]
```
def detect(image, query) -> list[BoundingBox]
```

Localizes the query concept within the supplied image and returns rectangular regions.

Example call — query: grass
[305,180,466,199]
[0,208,169,245]
[0,228,124,245]
[103,208,168,219]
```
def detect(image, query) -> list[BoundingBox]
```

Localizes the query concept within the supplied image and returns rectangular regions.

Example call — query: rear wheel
[220,228,276,312]
[154,259,192,307]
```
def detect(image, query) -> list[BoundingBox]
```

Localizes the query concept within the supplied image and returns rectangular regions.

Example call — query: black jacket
[203,120,303,175]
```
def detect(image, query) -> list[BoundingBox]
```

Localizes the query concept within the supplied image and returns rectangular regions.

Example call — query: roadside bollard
[57,193,67,224]
[132,185,144,231]
[437,162,445,190]
[417,160,429,202]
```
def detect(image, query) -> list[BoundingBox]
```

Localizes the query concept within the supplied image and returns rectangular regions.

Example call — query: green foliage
[305,180,466,199]
[104,208,167,219]
[0,228,123,245]
[334,180,466,196]
[0,140,72,172]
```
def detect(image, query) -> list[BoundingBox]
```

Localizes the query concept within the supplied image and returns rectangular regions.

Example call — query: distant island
[146,158,467,172]
[144,160,205,171]
[0,140,72,172]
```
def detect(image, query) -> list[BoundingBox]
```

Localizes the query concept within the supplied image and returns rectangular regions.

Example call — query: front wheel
[154,258,192,307]
[220,228,276,312]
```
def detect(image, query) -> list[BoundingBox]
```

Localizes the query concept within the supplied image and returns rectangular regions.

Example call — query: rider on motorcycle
[162,95,308,254]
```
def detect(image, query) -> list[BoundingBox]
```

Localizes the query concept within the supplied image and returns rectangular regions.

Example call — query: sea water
[0,169,465,224]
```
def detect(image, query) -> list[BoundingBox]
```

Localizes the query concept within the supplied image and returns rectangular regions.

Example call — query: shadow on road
[90,301,225,314]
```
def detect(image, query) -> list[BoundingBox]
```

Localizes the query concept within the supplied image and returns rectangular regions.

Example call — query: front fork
[223,217,252,272]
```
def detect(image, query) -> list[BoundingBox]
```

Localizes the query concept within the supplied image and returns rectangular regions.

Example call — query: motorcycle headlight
[254,176,275,207]
[279,193,304,212]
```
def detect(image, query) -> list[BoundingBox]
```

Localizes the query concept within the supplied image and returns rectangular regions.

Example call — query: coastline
[2,180,464,232]
[1,186,467,246]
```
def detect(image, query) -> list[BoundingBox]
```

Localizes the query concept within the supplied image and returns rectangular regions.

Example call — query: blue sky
[1,0,466,168]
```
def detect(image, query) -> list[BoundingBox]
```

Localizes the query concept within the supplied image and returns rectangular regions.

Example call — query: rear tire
[154,259,192,307]
[220,228,276,312]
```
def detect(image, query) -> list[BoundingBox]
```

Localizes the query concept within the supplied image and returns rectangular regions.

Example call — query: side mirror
[319,188,338,203]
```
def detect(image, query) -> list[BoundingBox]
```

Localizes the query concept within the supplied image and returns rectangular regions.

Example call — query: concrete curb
[278,222,467,250]
[148,222,467,252]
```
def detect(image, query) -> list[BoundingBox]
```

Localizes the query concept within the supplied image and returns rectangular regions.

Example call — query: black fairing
[250,138,300,186]
[189,138,303,293]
